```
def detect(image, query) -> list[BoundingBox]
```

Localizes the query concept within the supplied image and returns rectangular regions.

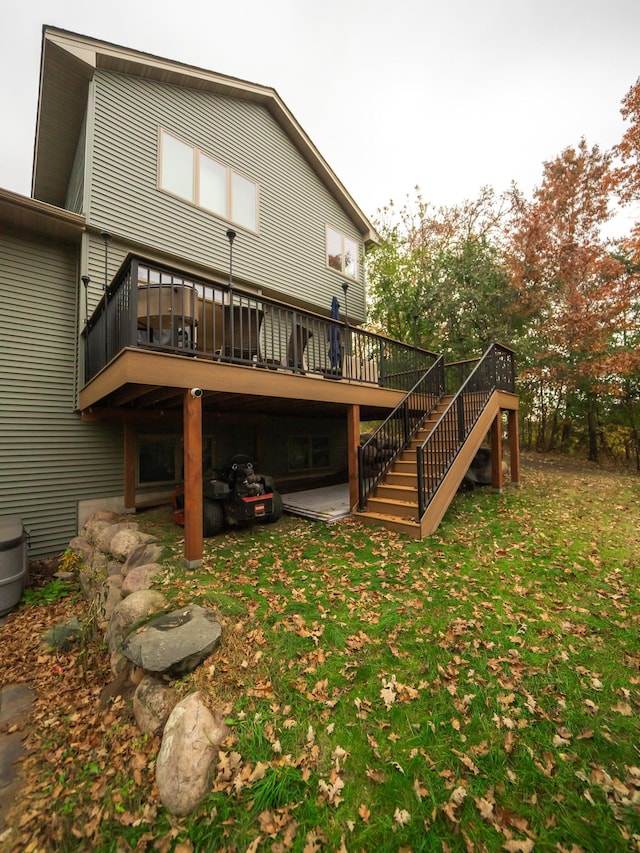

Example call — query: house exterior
[0,27,519,563]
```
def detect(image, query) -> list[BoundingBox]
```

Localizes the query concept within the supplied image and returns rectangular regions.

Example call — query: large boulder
[110,529,158,562]
[121,564,162,597]
[96,522,139,555]
[67,535,92,563]
[101,576,124,623]
[122,542,164,575]
[120,605,221,677]
[155,692,229,815]
[133,675,177,735]
[106,589,168,657]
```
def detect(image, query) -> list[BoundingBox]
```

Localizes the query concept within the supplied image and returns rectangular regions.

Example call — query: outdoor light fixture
[341,281,349,326]
[81,275,90,325]
[226,228,237,290]
[226,229,237,359]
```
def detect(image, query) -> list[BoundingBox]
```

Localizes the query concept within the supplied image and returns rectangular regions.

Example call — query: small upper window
[159,129,259,232]
[326,226,359,280]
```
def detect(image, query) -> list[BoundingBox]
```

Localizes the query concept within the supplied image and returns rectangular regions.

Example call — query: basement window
[288,435,330,471]
[138,437,182,486]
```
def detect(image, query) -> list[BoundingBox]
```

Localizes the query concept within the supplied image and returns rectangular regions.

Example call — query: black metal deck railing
[416,343,515,517]
[83,256,438,391]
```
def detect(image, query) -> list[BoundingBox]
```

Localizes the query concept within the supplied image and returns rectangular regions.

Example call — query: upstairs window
[159,129,258,232]
[326,226,359,280]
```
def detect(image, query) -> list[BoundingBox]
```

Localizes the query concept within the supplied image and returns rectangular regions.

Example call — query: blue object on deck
[328,295,342,369]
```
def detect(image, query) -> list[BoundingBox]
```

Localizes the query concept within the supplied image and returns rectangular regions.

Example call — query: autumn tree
[506,139,623,460]
[367,187,522,361]
[609,80,640,467]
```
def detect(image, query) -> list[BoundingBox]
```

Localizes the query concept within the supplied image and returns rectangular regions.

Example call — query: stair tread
[354,510,420,526]
[368,496,418,508]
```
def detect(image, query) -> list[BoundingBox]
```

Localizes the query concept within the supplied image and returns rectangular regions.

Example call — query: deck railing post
[357,445,365,511]
[457,395,465,444]
[417,448,425,518]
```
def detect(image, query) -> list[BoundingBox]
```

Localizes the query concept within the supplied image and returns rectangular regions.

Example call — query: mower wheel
[203,498,224,537]
[262,490,283,523]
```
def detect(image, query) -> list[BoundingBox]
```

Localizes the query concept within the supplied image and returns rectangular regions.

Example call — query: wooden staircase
[353,395,451,538]
[353,389,515,539]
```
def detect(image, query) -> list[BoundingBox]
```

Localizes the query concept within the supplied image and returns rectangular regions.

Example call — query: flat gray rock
[121,605,221,676]
[0,684,34,728]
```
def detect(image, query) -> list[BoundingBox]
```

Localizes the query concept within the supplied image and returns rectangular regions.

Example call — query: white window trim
[158,128,260,234]
[325,225,360,281]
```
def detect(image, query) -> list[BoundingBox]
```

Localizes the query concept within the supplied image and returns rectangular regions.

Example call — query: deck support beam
[508,408,521,487]
[123,423,136,512]
[347,404,360,511]
[490,412,504,493]
[183,389,203,568]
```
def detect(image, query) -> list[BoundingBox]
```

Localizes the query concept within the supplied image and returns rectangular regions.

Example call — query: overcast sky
[1,0,639,235]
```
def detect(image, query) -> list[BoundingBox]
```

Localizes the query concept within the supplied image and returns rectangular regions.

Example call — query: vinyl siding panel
[65,109,86,214]
[0,231,124,557]
[87,71,367,322]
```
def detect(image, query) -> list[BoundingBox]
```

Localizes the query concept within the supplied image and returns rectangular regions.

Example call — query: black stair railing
[416,343,515,518]
[358,355,445,510]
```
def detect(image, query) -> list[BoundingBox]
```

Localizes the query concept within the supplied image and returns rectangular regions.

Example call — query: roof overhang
[0,187,85,242]
[33,27,379,246]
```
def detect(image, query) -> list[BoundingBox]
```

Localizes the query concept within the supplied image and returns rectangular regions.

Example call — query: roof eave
[34,27,379,244]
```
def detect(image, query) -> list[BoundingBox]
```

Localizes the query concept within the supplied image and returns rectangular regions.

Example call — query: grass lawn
[2,453,639,852]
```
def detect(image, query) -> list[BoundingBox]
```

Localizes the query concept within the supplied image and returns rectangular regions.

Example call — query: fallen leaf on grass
[413,778,428,801]
[502,840,534,853]
[474,795,495,821]
[394,807,411,826]
[442,786,467,823]
[380,683,397,710]
[318,769,345,807]
[452,748,481,775]
[611,702,632,716]
[358,803,371,823]
[366,767,386,784]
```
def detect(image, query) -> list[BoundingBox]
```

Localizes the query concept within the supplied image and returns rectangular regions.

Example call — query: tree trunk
[587,396,598,463]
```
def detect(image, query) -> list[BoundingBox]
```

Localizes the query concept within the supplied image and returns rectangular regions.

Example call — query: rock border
[63,510,229,816]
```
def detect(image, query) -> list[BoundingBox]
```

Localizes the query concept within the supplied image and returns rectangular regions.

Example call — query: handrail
[416,343,515,517]
[357,355,445,510]
[82,255,439,391]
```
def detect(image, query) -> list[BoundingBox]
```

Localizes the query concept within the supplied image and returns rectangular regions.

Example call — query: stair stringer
[418,390,506,538]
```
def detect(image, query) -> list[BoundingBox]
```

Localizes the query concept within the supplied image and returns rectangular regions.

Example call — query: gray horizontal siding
[0,231,124,557]
[86,71,366,321]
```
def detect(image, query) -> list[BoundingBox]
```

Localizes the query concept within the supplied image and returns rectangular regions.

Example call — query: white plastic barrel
[0,516,28,617]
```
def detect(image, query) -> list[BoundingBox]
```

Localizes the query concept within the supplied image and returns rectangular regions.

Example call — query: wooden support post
[123,423,136,513]
[183,389,203,568]
[347,404,360,511]
[490,412,504,493]
[508,408,521,487]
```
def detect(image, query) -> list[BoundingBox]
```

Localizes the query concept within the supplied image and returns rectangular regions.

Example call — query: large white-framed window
[159,129,259,233]
[326,226,359,280]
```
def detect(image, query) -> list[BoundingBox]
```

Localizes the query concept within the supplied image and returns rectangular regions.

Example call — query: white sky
[1,0,639,235]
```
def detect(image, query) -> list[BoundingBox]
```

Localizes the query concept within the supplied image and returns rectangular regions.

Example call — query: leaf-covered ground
[1,453,639,852]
